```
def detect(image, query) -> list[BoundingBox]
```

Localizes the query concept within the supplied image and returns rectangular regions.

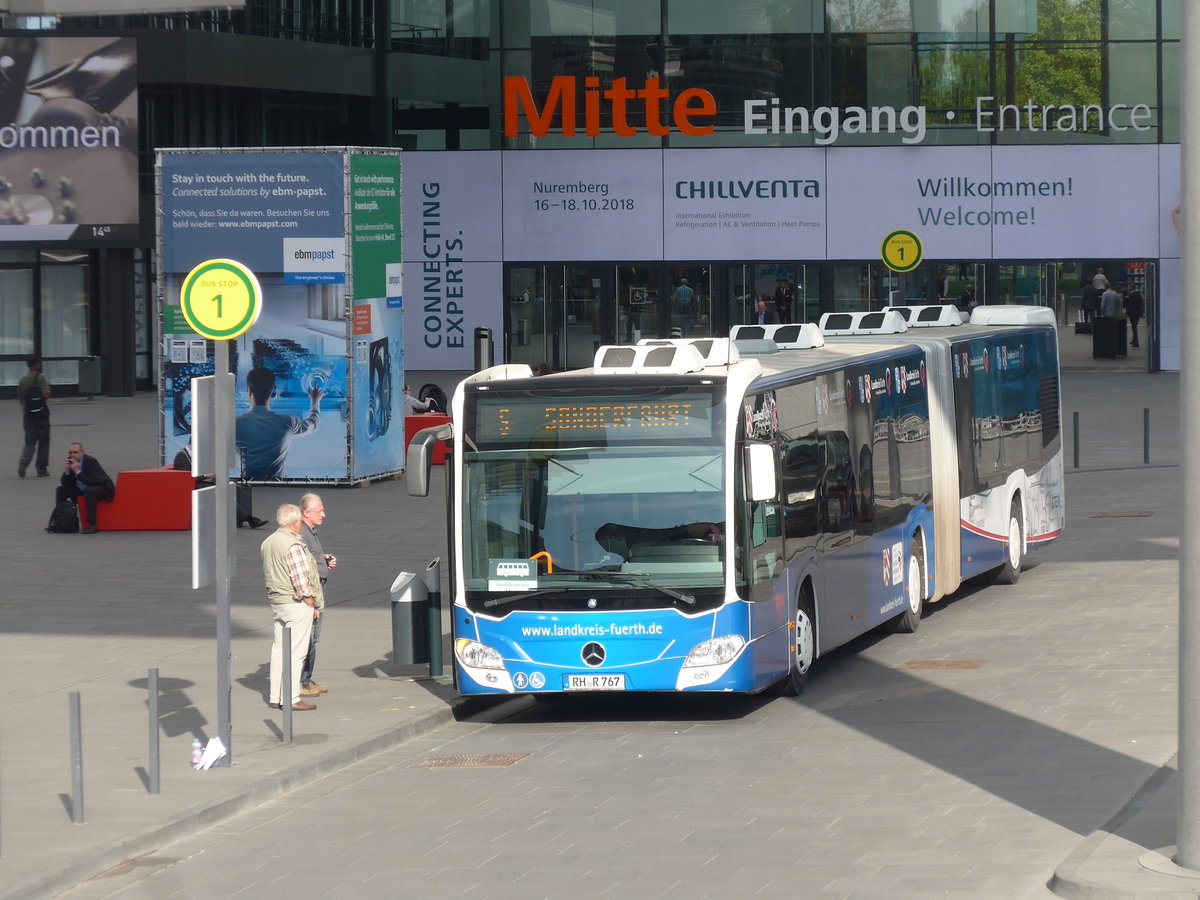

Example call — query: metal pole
[1178,2,1200,868]
[1073,411,1080,469]
[148,668,160,795]
[1145,407,1151,465]
[281,624,293,743]
[215,341,233,766]
[426,557,443,678]
[68,692,84,824]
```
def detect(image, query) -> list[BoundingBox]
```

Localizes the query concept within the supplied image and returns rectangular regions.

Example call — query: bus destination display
[473,394,715,443]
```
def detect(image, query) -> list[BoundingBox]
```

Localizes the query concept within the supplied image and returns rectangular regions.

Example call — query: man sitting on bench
[57,441,114,534]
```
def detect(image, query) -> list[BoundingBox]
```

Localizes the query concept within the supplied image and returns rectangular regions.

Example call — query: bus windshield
[461,385,726,609]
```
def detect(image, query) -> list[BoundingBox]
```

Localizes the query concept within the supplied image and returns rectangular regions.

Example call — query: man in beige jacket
[261,503,323,711]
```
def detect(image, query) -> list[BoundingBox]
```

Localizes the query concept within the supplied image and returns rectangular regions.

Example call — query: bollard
[390,571,430,665]
[425,558,443,678]
[69,692,84,824]
[474,326,494,372]
[148,668,160,794]
[281,624,292,743]
[1144,407,1151,464]
[1073,411,1080,469]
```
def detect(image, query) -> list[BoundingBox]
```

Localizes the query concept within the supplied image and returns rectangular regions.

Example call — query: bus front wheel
[989,498,1024,585]
[775,587,815,696]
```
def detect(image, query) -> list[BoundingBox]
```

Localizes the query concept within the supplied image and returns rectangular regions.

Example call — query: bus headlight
[455,638,505,669]
[682,635,746,668]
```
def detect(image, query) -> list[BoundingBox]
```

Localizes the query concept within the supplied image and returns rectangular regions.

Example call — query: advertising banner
[161,150,344,273]
[663,148,826,259]
[501,149,663,261]
[349,152,405,480]
[406,144,1177,369]
[0,35,138,243]
[159,147,405,484]
[827,147,993,260]
[990,146,1158,259]
[401,151,504,370]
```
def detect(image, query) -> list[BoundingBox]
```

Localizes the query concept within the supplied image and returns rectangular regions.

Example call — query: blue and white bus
[406,304,1064,696]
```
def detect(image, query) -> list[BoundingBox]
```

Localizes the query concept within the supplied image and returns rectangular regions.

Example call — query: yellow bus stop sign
[179,258,262,340]
[881,230,923,274]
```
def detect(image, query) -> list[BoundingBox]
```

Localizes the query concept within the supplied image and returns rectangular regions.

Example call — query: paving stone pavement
[0,349,1192,899]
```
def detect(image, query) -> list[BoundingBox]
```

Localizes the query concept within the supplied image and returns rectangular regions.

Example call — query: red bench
[76,466,193,531]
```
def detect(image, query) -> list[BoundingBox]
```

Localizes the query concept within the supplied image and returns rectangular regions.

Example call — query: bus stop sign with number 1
[881,230,923,274]
[180,258,262,340]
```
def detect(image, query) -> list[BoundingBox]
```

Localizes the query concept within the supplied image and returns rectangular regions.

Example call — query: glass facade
[0,0,1179,390]
[500,0,1172,149]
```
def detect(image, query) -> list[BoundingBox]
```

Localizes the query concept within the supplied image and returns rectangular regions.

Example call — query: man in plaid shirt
[261,503,324,711]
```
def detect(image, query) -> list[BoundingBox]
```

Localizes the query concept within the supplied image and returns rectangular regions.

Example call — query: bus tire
[775,585,815,696]
[990,497,1024,585]
[885,534,924,634]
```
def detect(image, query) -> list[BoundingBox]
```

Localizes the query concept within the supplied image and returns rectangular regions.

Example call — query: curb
[1049,759,1200,900]
[3,704,461,900]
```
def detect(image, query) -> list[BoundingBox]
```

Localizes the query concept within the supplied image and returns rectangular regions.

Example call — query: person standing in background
[1100,283,1123,319]
[298,492,336,698]
[1125,286,1146,348]
[773,279,794,324]
[17,356,50,478]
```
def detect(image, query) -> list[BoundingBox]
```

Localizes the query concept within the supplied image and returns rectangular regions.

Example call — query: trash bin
[78,357,100,397]
[389,571,430,665]
[1092,317,1127,359]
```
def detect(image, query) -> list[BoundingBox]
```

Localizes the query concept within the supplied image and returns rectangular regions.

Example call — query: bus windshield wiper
[483,575,696,608]
[482,590,557,608]
[581,572,697,606]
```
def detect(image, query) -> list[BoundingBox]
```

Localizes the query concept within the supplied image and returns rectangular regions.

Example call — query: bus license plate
[564,673,626,691]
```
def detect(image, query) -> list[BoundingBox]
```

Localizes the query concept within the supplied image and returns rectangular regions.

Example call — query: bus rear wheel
[989,498,1024,585]
[885,536,923,634]
[775,588,815,696]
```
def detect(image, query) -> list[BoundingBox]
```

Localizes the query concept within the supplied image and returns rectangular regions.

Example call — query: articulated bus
[406,304,1064,696]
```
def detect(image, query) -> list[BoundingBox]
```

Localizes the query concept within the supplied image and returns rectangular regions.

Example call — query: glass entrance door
[939,263,987,309]
[998,263,1052,306]
[507,265,551,369]
[667,266,712,338]
[615,265,659,344]
[727,265,755,327]
[559,264,605,370]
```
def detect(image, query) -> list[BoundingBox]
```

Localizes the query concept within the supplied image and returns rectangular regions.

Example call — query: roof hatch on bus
[593,342,707,374]
[636,337,740,366]
[818,310,908,335]
[969,304,1057,327]
[729,323,825,349]
[882,304,964,327]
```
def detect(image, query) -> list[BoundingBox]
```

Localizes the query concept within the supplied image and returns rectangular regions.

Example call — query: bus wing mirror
[744,442,777,503]
[406,423,453,497]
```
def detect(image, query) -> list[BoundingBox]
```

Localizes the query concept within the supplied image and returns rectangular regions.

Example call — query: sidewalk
[0,362,1190,900]
[1,393,462,900]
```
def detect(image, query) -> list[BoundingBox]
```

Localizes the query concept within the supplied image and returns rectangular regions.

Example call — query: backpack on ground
[47,499,79,534]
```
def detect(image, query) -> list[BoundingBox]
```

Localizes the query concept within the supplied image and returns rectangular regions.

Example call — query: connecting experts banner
[159,147,405,483]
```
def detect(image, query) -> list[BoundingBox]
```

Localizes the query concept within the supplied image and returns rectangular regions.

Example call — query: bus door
[738,398,790,684]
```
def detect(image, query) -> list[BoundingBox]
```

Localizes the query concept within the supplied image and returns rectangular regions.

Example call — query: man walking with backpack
[17,357,50,478]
